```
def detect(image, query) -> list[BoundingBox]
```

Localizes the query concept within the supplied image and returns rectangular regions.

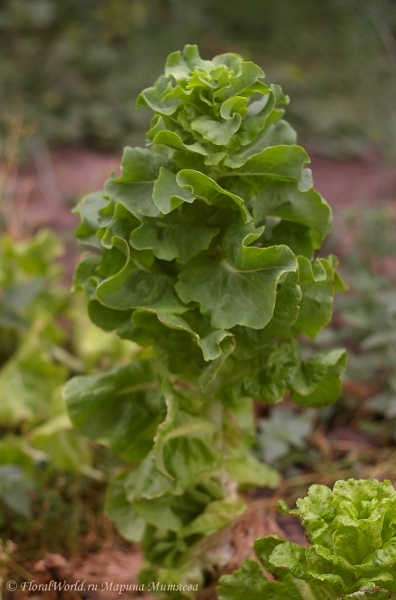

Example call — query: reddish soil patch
[11,549,156,600]
[8,509,290,600]
[309,151,396,209]
[5,147,396,237]
[70,549,156,600]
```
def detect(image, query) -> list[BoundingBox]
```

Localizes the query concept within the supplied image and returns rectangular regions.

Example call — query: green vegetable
[0,230,100,478]
[0,230,118,527]
[65,45,345,595]
[218,478,396,600]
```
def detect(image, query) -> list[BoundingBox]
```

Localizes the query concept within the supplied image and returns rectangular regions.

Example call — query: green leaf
[73,192,109,248]
[191,114,242,146]
[73,254,101,299]
[152,130,208,157]
[199,336,236,386]
[266,221,316,260]
[259,408,313,463]
[254,181,332,250]
[180,500,246,537]
[176,223,297,329]
[153,131,227,166]
[130,308,233,370]
[153,167,195,214]
[64,361,163,463]
[292,256,336,339]
[30,414,98,477]
[217,558,326,600]
[225,453,280,488]
[332,479,396,564]
[130,216,220,264]
[269,540,309,580]
[134,494,184,532]
[150,381,222,495]
[254,535,287,576]
[214,60,265,101]
[29,390,98,481]
[229,91,276,148]
[118,146,172,187]
[137,75,181,115]
[262,271,302,337]
[96,260,185,314]
[126,452,173,501]
[122,384,224,501]
[165,45,213,81]
[278,484,331,531]
[220,96,249,120]
[291,349,347,408]
[0,341,66,427]
[97,202,141,246]
[106,471,146,542]
[243,340,300,404]
[258,119,297,148]
[217,558,275,600]
[1,229,63,277]
[87,299,132,333]
[105,147,172,218]
[0,465,33,519]
[357,539,396,577]
[229,118,296,166]
[176,169,251,221]
[0,435,38,474]
[223,145,310,185]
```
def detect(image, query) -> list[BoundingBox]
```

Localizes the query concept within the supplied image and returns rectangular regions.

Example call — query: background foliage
[1,0,396,155]
[0,229,132,560]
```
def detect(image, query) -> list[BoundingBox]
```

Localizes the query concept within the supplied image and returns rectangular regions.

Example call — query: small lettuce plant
[65,46,345,593]
[218,478,396,600]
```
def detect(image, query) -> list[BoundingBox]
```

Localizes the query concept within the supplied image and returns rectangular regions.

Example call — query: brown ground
[6,146,396,236]
[9,508,292,600]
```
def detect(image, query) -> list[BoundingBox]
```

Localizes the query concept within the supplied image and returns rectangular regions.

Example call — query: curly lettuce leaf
[274,479,396,596]
[176,223,297,330]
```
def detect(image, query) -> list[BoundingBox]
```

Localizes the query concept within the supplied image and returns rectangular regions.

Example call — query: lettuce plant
[218,478,396,599]
[64,45,345,593]
[0,230,99,478]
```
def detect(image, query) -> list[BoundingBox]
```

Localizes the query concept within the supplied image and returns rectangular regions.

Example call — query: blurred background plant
[313,204,396,438]
[1,0,396,157]
[0,227,138,565]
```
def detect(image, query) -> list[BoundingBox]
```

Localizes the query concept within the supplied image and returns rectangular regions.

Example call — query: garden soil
[7,146,396,234]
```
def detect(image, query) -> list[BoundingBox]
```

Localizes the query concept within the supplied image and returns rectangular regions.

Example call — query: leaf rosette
[218,479,396,600]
